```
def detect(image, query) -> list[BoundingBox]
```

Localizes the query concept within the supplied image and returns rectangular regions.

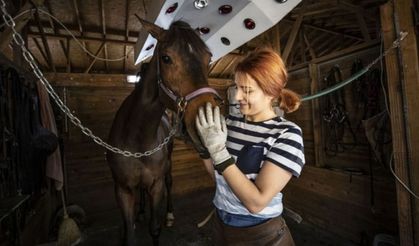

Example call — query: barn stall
[0,0,418,245]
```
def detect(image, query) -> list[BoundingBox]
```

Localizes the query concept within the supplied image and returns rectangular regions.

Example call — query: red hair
[234,48,301,113]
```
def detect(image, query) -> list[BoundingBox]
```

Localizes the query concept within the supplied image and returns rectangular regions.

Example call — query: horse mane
[165,21,210,56]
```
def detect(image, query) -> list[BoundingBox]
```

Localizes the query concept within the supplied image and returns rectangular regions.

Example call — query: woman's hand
[195,103,233,170]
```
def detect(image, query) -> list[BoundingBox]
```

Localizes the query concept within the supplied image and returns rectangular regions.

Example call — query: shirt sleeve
[264,126,305,177]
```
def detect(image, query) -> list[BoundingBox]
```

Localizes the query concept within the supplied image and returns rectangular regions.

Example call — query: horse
[107,18,220,246]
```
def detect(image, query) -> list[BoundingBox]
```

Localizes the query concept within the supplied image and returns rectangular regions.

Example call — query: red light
[221,37,230,46]
[199,27,210,34]
[219,5,232,15]
[165,3,178,14]
[145,44,154,51]
[244,18,256,30]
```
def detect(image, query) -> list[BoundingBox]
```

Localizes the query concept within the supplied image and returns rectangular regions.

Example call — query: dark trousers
[211,212,295,246]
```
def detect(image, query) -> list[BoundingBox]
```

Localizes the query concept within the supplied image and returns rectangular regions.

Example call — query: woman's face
[234,73,275,121]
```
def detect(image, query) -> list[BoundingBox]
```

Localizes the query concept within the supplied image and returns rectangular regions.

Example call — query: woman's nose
[235,89,243,101]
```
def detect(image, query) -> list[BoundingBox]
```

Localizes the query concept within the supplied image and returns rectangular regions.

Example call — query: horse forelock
[164,21,210,57]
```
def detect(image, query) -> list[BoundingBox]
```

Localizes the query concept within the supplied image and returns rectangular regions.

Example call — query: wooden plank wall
[284,48,399,243]
[48,74,230,217]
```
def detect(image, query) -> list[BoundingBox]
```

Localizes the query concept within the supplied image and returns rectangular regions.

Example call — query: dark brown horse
[107,19,220,246]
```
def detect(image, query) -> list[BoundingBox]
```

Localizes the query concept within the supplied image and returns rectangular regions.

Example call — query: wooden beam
[84,42,105,73]
[123,0,130,72]
[34,9,55,72]
[100,0,109,72]
[32,37,49,67]
[282,15,304,63]
[45,0,70,67]
[303,32,316,59]
[282,19,363,41]
[393,0,419,243]
[288,40,379,72]
[219,57,237,78]
[45,73,231,88]
[299,30,306,63]
[308,63,324,167]
[380,3,415,246]
[72,0,90,61]
[27,32,136,46]
[66,38,71,72]
[355,12,371,41]
[28,21,140,40]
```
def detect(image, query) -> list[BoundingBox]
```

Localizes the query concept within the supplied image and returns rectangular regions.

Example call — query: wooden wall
[284,48,398,244]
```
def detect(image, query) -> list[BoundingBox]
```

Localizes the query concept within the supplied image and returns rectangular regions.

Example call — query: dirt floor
[77,188,358,246]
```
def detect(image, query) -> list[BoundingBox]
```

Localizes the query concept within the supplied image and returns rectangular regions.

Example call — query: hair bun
[279,89,301,113]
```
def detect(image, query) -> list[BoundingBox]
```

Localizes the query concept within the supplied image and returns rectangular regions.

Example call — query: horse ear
[135,14,164,40]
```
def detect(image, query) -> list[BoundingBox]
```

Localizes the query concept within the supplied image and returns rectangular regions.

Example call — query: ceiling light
[194,0,208,9]
[127,75,140,83]
[218,5,232,14]
[244,18,256,29]
[165,2,178,14]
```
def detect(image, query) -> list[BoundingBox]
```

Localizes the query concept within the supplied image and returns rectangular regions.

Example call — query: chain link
[1,1,177,158]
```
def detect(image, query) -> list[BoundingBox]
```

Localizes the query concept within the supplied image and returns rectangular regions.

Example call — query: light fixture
[194,0,208,9]
[218,5,232,14]
[244,18,256,29]
[165,2,178,14]
[197,27,210,35]
[127,75,140,83]
[221,37,230,46]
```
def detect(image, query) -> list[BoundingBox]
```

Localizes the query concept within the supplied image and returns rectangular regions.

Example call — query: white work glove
[196,103,234,172]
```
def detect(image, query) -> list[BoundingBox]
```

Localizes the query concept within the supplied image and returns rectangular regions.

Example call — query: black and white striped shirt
[213,115,305,218]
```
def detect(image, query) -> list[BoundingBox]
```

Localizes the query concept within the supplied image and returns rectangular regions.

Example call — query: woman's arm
[222,161,292,214]
[202,158,215,181]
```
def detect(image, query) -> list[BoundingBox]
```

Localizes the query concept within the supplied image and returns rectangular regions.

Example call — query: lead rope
[0,1,177,158]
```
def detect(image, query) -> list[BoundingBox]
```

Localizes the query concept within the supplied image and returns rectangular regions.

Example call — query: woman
[196,48,305,245]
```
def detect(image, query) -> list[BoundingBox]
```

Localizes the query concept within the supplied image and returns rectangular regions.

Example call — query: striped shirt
[213,115,305,218]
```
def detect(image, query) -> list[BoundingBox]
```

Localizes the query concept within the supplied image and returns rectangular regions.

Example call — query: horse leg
[148,178,165,246]
[136,187,146,222]
[165,171,175,227]
[115,184,137,246]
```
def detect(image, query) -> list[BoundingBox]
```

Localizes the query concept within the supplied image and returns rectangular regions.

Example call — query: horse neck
[130,59,166,135]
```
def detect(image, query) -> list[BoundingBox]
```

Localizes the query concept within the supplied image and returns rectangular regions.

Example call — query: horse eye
[161,55,171,64]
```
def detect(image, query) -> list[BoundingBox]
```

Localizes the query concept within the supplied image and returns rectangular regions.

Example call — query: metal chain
[1,1,177,158]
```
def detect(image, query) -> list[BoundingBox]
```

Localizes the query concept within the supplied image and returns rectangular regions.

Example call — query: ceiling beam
[34,9,55,72]
[72,0,90,62]
[282,15,303,63]
[28,21,140,40]
[282,18,363,41]
[27,32,136,46]
[31,37,49,67]
[303,32,316,59]
[100,0,109,72]
[85,42,105,73]
[45,0,69,67]
[288,39,379,72]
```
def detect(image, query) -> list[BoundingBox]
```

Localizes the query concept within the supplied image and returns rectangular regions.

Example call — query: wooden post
[309,63,324,167]
[393,0,419,243]
[381,2,419,245]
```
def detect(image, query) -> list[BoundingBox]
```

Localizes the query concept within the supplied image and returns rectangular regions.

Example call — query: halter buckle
[177,97,188,112]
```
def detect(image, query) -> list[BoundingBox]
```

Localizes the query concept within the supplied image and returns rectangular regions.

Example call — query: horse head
[139,18,221,155]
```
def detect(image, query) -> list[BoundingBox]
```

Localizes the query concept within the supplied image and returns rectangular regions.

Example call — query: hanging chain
[1,1,177,158]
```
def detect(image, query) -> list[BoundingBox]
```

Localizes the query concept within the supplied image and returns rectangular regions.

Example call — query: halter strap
[156,51,222,109]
